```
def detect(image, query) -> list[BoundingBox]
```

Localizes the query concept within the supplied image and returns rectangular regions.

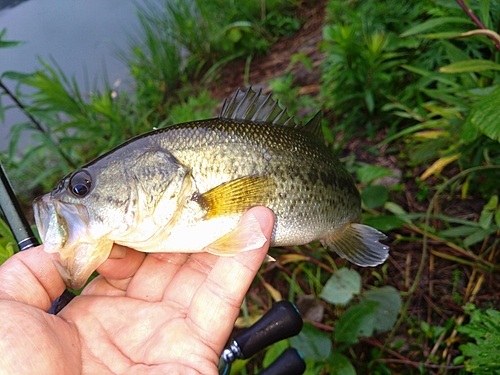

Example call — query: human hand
[0,206,274,375]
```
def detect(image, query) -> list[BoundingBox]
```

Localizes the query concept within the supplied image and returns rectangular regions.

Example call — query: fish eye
[69,170,92,198]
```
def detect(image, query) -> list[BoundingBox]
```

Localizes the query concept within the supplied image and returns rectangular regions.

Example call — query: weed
[457,304,500,374]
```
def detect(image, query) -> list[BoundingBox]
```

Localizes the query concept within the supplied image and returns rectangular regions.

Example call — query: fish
[33,87,389,290]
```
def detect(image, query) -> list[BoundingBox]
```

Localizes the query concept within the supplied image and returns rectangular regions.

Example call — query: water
[0,0,153,151]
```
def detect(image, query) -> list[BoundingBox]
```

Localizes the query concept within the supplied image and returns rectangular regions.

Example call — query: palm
[0,207,274,375]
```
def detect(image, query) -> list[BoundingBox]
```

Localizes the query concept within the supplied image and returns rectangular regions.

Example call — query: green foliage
[319,0,427,135]
[0,218,17,266]
[457,304,500,374]
[127,0,301,117]
[0,28,24,49]
[285,268,401,373]
[2,58,145,192]
[385,0,500,196]
[320,268,361,305]
[438,196,500,248]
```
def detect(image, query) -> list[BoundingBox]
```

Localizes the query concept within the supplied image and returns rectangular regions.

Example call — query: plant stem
[456,0,500,51]
[0,79,45,135]
[0,79,76,169]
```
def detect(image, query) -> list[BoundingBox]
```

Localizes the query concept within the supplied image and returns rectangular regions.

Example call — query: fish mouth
[33,195,112,290]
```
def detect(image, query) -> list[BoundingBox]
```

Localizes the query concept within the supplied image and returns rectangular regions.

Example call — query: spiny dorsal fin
[220,87,299,127]
[297,111,323,139]
[220,87,324,140]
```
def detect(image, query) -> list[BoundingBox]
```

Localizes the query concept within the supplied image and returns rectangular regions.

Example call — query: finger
[125,252,191,301]
[96,245,146,281]
[188,206,274,351]
[0,246,66,311]
[83,245,147,295]
[159,251,220,307]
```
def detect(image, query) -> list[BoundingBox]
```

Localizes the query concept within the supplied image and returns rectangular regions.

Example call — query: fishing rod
[219,300,306,375]
[0,162,74,313]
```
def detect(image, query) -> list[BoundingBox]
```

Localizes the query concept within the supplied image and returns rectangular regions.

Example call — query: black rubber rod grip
[258,348,306,375]
[235,300,303,359]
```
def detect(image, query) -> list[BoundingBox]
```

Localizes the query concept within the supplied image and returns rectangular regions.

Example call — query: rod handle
[235,300,303,359]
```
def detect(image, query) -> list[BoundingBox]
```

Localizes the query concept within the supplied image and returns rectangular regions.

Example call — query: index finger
[187,206,275,351]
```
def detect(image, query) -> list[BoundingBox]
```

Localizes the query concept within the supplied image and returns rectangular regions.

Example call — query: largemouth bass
[34,87,389,289]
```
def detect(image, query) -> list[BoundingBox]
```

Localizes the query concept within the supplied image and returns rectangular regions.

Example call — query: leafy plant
[283,269,401,374]
[1,58,144,193]
[386,0,500,197]
[319,0,428,136]
[456,304,500,374]
[127,0,301,117]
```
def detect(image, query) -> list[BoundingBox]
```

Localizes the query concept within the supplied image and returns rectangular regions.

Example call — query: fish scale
[156,119,351,241]
[33,87,389,289]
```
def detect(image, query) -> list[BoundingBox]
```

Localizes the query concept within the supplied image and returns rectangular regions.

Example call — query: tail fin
[321,223,389,267]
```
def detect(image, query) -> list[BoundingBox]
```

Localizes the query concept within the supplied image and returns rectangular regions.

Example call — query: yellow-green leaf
[439,59,500,73]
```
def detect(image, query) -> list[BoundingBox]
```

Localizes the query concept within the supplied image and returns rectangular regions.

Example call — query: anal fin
[321,223,389,267]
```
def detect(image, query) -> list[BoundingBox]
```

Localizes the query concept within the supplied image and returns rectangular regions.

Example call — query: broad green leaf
[400,17,473,37]
[362,214,406,232]
[479,0,491,29]
[334,300,379,344]
[320,268,361,305]
[290,322,332,362]
[263,340,289,368]
[479,210,493,230]
[384,202,413,225]
[356,165,394,184]
[464,227,499,247]
[362,286,401,332]
[484,195,498,210]
[303,359,324,375]
[460,116,480,143]
[440,225,479,238]
[362,185,389,210]
[227,28,242,43]
[0,218,16,243]
[0,243,15,265]
[439,59,500,73]
[326,351,356,375]
[470,87,500,141]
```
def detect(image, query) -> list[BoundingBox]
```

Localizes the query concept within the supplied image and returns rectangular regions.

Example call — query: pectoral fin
[193,175,274,219]
[204,212,267,256]
[321,223,389,267]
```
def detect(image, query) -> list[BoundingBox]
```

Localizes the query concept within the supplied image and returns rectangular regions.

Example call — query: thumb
[0,246,66,311]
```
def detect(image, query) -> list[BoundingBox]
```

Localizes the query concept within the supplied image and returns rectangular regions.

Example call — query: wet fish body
[34,88,389,289]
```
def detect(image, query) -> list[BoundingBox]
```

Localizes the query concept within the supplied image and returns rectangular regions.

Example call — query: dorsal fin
[219,86,300,127]
[220,87,325,140]
[298,111,323,139]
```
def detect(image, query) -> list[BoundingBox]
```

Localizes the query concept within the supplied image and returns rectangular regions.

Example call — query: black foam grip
[258,348,306,375]
[235,300,303,359]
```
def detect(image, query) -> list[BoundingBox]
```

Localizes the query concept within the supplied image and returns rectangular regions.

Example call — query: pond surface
[0,0,159,151]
